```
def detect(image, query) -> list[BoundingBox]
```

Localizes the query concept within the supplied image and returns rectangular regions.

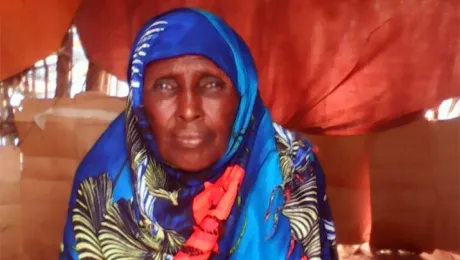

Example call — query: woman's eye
[155,83,172,90]
[201,77,225,90]
[152,80,176,91]
[204,82,220,89]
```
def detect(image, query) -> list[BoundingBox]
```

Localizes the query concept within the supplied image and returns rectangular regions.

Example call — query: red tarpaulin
[1,0,459,135]
[0,0,82,80]
[73,0,460,135]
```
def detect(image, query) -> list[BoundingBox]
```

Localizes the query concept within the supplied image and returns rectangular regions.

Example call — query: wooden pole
[0,75,19,137]
[55,27,73,98]
[44,61,49,98]
[31,67,36,94]
[85,62,109,93]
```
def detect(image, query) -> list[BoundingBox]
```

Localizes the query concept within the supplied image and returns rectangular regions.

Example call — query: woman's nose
[177,89,202,122]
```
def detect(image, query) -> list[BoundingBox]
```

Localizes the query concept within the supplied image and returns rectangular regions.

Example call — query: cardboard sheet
[0,147,24,259]
[14,92,124,259]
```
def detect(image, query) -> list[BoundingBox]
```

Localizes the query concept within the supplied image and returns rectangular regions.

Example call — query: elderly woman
[60,8,337,260]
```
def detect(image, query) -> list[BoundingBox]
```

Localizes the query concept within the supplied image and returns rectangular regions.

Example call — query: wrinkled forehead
[128,9,238,91]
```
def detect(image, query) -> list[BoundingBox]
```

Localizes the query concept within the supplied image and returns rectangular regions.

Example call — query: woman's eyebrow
[200,69,230,80]
[154,75,177,80]
[148,71,178,81]
[199,72,221,78]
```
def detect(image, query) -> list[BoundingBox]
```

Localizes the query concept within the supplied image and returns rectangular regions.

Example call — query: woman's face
[143,55,240,172]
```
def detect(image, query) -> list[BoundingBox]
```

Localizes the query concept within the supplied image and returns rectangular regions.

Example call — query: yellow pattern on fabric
[274,129,322,260]
[71,173,185,260]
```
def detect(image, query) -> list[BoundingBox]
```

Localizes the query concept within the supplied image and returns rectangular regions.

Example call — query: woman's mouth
[174,132,206,148]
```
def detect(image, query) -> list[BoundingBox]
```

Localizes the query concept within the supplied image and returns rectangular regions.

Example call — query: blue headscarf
[60,8,337,260]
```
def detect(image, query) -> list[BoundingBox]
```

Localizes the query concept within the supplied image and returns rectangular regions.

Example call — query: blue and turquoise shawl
[60,8,337,260]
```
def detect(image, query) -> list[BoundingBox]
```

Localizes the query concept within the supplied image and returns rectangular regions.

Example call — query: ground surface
[338,244,459,260]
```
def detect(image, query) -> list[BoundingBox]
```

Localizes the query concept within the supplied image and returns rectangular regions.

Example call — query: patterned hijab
[60,8,337,260]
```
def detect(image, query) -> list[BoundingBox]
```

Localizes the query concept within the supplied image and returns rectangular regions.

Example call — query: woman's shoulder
[272,123,314,153]
[272,122,317,176]
[74,113,128,183]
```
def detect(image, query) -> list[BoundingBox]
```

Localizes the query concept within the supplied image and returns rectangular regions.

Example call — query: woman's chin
[165,152,214,172]
[159,140,225,172]
[171,162,211,172]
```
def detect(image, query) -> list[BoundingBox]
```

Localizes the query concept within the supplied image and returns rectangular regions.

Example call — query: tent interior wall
[1,0,459,259]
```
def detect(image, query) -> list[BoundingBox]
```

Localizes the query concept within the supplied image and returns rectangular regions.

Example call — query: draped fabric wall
[2,0,459,135]
[1,1,459,256]
[0,0,81,81]
[73,0,460,135]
